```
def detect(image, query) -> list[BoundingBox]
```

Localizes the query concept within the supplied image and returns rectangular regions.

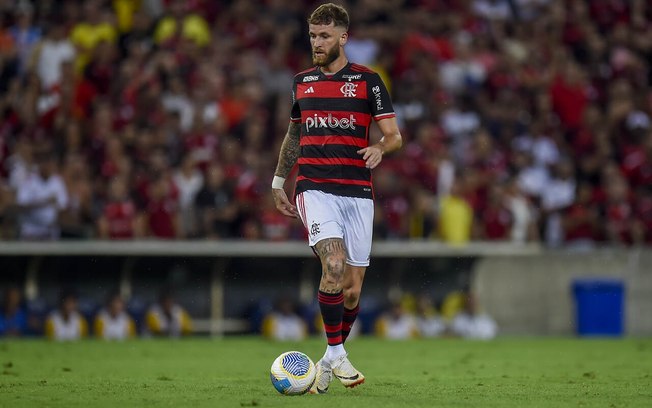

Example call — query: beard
[312,44,340,67]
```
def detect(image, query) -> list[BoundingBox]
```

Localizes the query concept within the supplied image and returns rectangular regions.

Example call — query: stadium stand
[0,0,649,246]
[0,1,651,338]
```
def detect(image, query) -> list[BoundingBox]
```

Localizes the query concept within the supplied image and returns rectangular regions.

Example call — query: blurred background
[0,0,650,341]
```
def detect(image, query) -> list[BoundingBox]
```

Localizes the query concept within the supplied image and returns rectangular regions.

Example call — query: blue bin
[572,279,624,336]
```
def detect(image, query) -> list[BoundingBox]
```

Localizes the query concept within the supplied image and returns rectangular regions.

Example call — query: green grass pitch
[0,337,650,407]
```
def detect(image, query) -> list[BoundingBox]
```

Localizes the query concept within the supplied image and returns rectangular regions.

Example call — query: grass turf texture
[0,337,650,408]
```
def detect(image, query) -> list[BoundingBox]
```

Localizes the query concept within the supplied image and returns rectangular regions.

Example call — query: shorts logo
[340,82,358,97]
[310,222,320,236]
[303,75,319,82]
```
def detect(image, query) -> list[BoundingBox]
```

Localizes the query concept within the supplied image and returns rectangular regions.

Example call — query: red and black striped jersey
[290,62,395,200]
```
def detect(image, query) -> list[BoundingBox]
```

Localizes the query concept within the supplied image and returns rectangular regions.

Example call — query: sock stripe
[343,304,360,318]
[323,323,341,333]
[341,303,360,343]
[318,291,344,305]
[318,290,344,346]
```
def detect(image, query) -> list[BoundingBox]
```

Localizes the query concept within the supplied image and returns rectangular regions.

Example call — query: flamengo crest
[340,82,357,97]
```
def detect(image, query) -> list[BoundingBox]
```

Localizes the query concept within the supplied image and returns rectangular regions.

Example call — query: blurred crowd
[0,0,651,247]
[1,284,493,340]
[0,286,192,339]
[259,289,497,341]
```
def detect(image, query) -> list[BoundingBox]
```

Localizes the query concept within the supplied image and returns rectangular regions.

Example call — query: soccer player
[271,3,402,393]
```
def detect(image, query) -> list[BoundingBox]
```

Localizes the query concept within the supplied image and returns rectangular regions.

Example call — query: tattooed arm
[274,122,301,178]
[271,122,301,218]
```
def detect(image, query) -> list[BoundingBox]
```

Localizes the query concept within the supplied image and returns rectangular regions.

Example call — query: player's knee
[343,287,361,305]
[322,254,345,282]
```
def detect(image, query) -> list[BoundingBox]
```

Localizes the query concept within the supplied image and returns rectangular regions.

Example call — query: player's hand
[272,188,299,218]
[357,144,384,169]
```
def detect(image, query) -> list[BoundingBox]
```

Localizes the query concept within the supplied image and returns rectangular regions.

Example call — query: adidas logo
[304,86,315,94]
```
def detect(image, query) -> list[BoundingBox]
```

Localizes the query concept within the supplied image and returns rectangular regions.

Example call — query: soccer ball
[270,351,316,395]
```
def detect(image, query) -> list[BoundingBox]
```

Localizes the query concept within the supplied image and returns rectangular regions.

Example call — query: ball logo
[305,113,357,133]
[340,82,358,97]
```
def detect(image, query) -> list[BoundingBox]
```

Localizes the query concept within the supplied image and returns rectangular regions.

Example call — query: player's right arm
[271,121,301,218]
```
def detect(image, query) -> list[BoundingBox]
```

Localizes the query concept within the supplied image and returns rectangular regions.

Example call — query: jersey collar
[316,62,351,80]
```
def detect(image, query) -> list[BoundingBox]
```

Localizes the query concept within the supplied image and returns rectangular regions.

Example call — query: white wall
[473,249,652,335]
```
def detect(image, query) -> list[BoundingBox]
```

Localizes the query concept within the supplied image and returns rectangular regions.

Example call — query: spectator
[0,287,28,337]
[94,292,136,340]
[261,296,307,341]
[476,183,513,241]
[97,176,144,239]
[258,193,293,241]
[562,182,600,249]
[35,22,75,90]
[172,155,203,238]
[59,153,94,238]
[153,0,211,48]
[69,0,117,73]
[9,3,41,73]
[0,180,12,238]
[195,164,238,239]
[439,37,487,96]
[45,289,88,341]
[504,178,538,243]
[145,289,192,337]
[602,174,644,246]
[5,137,35,191]
[540,159,577,247]
[415,294,446,338]
[472,0,513,21]
[441,95,481,165]
[450,291,498,340]
[15,151,68,240]
[406,187,437,239]
[374,299,418,340]
[437,177,473,245]
[143,174,182,239]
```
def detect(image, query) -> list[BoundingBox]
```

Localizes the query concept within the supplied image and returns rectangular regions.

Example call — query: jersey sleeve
[290,79,301,123]
[367,73,395,121]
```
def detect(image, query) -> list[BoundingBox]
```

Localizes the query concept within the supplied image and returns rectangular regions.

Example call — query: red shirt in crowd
[480,205,512,240]
[563,203,598,242]
[147,197,178,239]
[550,75,588,130]
[103,201,138,239]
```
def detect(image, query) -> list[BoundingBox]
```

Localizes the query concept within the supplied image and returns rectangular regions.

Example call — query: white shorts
[296,190,374,267]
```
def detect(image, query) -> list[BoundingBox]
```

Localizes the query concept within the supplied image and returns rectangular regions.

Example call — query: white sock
[323,344,346,365]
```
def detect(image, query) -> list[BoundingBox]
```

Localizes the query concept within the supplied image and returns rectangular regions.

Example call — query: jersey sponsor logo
[310,221,320,236]
[303,75,319,82]
[340,82,358,97]
[305,113,357,133]
[304,86,315,94]
[342,74,362,80]
[372,86,383,110]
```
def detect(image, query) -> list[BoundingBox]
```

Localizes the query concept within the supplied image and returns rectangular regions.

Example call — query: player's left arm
[358,73,402,169]
[358,117,402,169]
